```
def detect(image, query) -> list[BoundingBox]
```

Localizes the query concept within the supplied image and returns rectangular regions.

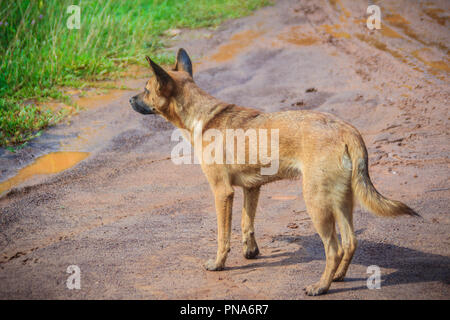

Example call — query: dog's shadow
[229,229,450,293]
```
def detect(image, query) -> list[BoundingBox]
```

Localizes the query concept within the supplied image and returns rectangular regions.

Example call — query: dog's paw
[243,246,259,259]
[332,273,345,282]
[303,283,328,296]
[204,259,224,271]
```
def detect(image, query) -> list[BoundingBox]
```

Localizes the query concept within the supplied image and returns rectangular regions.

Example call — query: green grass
[0,0,270,147]
[0,98,68,146]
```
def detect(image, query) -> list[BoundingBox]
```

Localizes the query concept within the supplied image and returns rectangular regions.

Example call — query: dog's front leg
[242,187,260,259]
[204,183,234,271]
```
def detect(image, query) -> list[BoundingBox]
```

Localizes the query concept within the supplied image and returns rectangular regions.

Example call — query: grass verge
[0,0,270,147]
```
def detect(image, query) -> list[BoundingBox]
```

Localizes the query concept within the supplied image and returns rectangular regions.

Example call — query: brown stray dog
[129,48,419,296]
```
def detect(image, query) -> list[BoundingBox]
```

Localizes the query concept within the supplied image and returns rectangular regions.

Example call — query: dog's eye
[144,88,149,94]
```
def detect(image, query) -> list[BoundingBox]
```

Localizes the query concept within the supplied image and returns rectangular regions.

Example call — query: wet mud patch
[239,48,284,71]
[0,188,60,249]
[105,129,154,153]
[141,116,175,132]
[282,90,335,111]
[196,65,255,96]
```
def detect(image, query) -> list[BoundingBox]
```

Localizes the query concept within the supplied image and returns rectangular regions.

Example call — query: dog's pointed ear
[174,48,193,77]
[146,56,173,89]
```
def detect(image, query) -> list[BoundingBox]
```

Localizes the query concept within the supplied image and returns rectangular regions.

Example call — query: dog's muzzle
[129,95,155,115]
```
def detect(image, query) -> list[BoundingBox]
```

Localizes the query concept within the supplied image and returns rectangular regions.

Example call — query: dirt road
[0,0,449,299]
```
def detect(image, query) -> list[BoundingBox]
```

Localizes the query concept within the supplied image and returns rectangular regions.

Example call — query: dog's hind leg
[242,186,260,259]
[333,196,357,282]
[302,174,343,296]
[204,178,234,271]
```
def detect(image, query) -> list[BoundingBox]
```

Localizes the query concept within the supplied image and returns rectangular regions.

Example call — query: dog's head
[129,48,193,121]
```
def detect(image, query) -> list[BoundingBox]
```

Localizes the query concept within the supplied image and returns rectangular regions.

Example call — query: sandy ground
[0,0,449,299]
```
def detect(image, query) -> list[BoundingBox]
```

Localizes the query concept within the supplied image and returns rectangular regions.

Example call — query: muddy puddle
[0,81,139,195]
[0,152,89,195]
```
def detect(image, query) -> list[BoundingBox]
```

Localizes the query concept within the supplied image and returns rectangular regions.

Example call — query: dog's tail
[345,131,419,218]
